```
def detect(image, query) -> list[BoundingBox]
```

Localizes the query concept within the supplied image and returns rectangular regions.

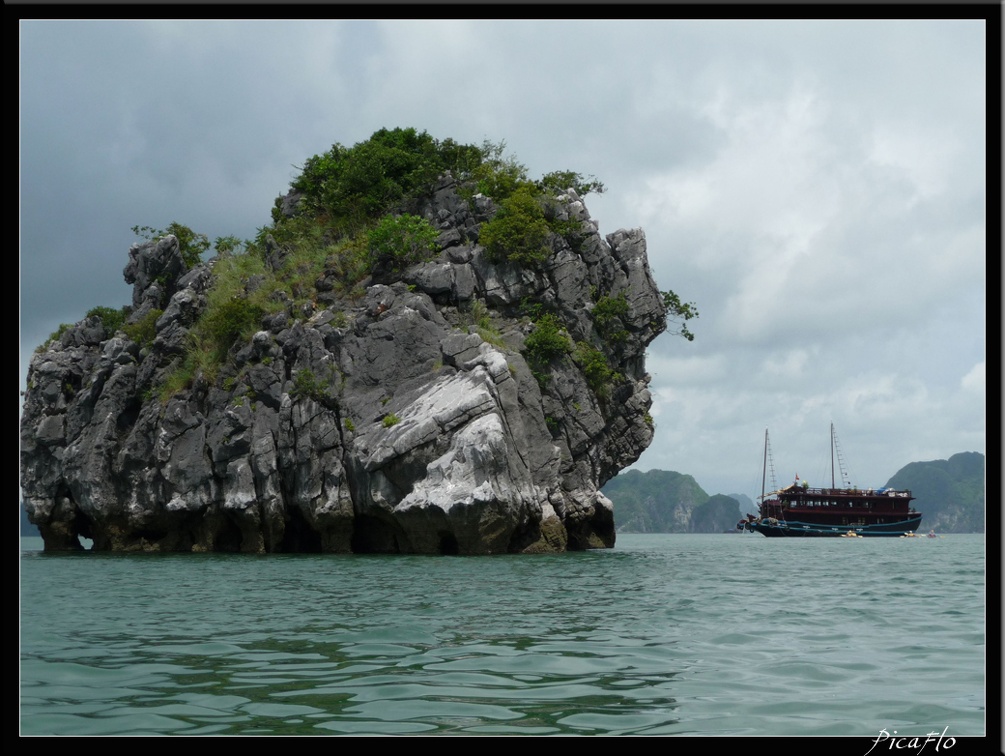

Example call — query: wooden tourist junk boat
[737,425,923,537]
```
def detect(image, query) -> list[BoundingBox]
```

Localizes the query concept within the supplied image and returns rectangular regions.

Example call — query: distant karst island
[20,128,699,554]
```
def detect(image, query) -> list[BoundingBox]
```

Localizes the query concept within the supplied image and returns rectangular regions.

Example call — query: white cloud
[961,361,986,394]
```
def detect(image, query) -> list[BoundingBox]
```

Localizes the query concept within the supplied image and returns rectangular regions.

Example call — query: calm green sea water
[19,533,986,737]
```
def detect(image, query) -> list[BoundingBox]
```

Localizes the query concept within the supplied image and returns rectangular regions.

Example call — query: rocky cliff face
[20,176,667,554]
[885,452,986,533]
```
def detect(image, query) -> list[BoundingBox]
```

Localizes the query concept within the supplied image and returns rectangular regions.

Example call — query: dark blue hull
[746,514,924,537]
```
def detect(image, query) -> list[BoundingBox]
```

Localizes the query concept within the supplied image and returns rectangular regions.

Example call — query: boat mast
[761,428,768,500]
[831,422,835,489]
[831,424,851,488]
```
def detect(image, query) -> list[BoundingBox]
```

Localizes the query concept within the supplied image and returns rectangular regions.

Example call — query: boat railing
[780,486,913,498]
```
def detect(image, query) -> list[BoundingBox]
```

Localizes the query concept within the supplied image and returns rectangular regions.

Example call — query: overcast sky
[19,19,988,499]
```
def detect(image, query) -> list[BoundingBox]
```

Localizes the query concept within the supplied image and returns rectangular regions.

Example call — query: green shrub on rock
[86,305,129,337]
[592,292,630,343]
[289,127,484,228]
[537,170,605,198]
[479,185,552,267]
[575,341,620,399]
[201,298,265,353]
[661,289,699,342]
[122,308,163,348]
[37,323,73,352]
[471,140,529,201]
[367,213,439,274]
[523,313,572,386]
[131,222,210,267]
[290,369,329,402]
[524,314,572,363]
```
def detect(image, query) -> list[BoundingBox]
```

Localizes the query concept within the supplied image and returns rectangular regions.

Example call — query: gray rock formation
[20,177,668,553]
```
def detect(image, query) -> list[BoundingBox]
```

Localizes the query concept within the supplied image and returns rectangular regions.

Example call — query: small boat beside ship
[737,425,923,538]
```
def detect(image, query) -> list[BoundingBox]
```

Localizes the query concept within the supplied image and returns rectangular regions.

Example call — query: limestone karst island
[20,128,696,555]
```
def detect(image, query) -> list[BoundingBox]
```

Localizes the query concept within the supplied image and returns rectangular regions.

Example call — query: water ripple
[20,534,985,736]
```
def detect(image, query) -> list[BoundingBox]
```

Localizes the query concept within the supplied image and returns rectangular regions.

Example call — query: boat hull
[746,514,924,538]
